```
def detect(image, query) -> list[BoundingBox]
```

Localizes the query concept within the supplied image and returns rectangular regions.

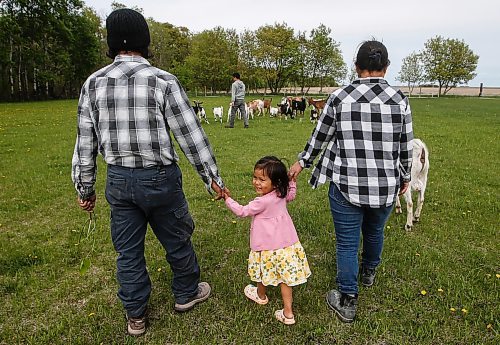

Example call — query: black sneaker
[326,289,357,323]
[127,312,147,336]
[361,266,376,287]
[174,282,211,312]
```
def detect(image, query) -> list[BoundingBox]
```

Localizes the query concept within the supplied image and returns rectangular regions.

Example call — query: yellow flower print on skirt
[247,242,311,287]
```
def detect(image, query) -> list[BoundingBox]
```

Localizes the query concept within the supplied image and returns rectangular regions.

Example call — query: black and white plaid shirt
[298,78,413,207]
[72,55,222,199]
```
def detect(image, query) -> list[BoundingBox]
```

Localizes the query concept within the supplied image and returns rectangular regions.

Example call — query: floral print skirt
[247,242,311,287]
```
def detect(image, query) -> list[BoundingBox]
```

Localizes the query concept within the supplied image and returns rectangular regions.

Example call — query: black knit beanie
[106,8,150,52]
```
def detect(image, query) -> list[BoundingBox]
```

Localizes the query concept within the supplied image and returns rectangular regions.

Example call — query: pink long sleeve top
[225,181,299,251]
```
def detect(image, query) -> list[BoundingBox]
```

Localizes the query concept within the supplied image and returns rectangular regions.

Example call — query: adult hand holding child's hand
[288,161,303,181]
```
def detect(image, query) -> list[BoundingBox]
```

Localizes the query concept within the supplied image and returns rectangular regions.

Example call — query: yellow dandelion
[461,308,468,314]
[438,288,444,293]
[232,220,237,224]
[415,253,420,256]
[486,324,493,330]
[496,274,500,279]
[88,312,95,317]
[420,290,427,296]
[386,225,391,229]
[450,307,456,312]
[211,199,215,202]
[157,268,162,272]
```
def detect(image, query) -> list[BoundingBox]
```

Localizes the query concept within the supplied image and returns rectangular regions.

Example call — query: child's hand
[222,188,231,200]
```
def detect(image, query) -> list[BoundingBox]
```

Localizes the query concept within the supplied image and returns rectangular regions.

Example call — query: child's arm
[225,196,266,218]
[286,180,297,202]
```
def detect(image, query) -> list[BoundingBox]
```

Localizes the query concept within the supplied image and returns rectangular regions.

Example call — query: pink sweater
[225,181,299,251]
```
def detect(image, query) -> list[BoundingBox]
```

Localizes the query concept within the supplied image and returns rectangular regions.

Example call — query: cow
[213,106,223,124]
[395,139,430,231]
[193,101,209,124]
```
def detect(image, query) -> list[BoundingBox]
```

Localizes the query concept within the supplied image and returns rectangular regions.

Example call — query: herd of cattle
[191,96,328,125]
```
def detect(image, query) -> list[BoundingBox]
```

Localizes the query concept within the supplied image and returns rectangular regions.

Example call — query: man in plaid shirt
[71,9,225,336]
[289,40,413,323]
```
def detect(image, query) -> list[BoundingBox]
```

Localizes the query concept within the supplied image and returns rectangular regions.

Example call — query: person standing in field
[71,8,227,336]
[288,40,413,323]
[223,156,311,325]
[226,72,249,128]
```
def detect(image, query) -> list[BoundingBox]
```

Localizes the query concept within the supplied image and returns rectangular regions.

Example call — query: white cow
[213,106,223,123]
[395,138,430,231]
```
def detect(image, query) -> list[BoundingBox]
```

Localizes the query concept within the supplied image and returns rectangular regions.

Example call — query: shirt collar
[352,77,388,85]
[114,54,150,65]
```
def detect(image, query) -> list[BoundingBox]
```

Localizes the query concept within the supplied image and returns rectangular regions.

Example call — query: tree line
[0,1,478,102]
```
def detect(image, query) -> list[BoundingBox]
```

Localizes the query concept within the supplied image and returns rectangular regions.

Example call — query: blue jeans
[105,164,200,318]
[328,183,394,295]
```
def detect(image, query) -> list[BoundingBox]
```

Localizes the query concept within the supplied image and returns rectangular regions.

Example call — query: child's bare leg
[280,283,294,318]
[257,282,267,300]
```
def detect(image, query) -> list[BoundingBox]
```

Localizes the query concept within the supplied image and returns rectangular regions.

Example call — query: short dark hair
[254,156,289,198]
[232,72,240,79]
[355,40,390,72]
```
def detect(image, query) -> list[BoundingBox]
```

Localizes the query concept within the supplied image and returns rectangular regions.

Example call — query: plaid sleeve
[298,95,337,168]
[71,85,98,200]
[399,99,414,181]
[163,78,223,192]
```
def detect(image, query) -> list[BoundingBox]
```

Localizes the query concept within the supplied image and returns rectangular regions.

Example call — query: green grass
[0,96,499,344]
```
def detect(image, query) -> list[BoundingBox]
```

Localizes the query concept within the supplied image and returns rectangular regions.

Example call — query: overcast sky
[83,0,500,87]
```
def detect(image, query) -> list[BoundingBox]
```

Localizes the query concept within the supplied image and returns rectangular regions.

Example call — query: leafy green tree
[396,51,425,96]
[148,20,191,73]
[185,27,238,94]
[304,24,345,93]
[238,29,266,94]
[421,36,479,95]
[0,0,101,100]
[253,23,299,94]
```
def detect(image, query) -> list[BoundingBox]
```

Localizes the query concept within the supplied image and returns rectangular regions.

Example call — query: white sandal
[275,309,296,325]
[244,284,269,305]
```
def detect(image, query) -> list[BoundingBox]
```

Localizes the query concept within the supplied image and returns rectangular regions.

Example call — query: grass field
[0,96,499,344]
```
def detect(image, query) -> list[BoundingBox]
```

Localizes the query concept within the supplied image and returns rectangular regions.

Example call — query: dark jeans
[229,99,248,127]
[105,163,200,318]
[328,183,393,295]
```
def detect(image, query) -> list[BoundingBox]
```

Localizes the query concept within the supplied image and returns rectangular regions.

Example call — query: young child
[223,156,311,325]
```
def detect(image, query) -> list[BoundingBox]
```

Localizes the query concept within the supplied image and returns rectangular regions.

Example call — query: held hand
[211,180,227,200]
[288,161,303,181]
[222,188,231,200]
[78,194,96,212]
[399,182,410,195]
